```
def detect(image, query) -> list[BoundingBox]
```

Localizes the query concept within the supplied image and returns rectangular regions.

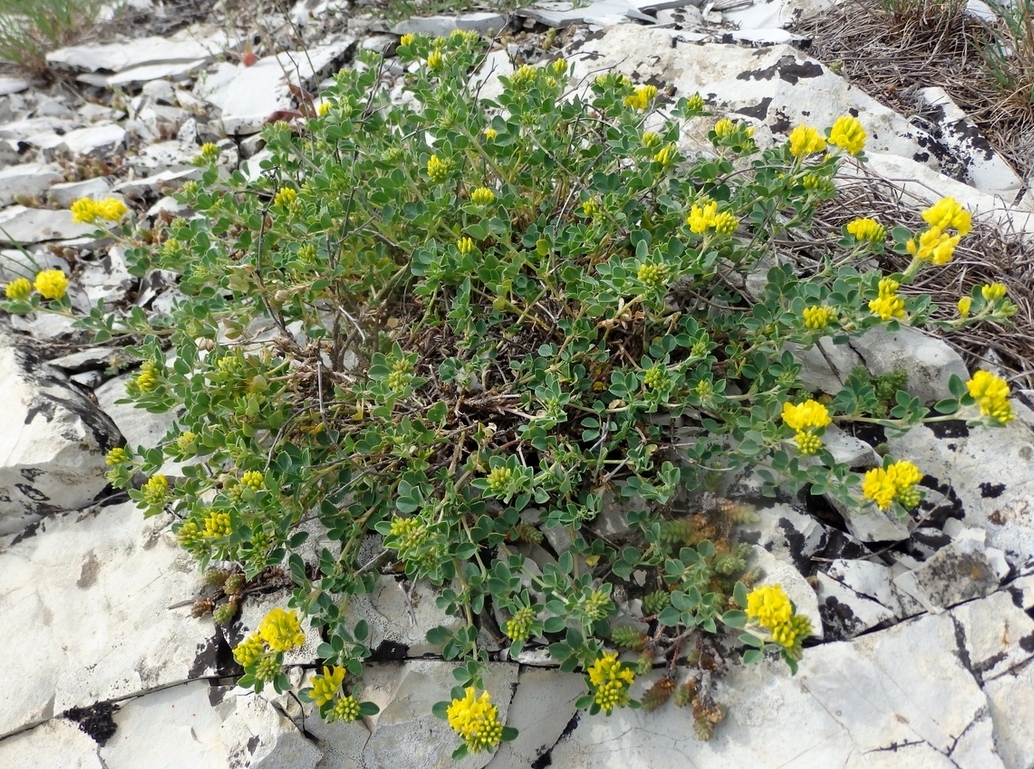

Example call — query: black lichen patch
[736,97,772,121]
[371,639,409,661]
[736,55,823,84]
[190,632,238,679]
[928,419,970,440]
[914,477,965,527]
[63,701,119,746]
[979,482,1006,499]
[819,595,863,641]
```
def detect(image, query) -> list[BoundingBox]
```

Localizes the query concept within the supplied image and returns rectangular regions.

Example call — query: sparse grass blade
[0,0,111,73]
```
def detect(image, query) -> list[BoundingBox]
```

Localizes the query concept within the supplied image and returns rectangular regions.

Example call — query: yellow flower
[770,614,813,655]
[921,197,971,236]
[714,118,736,138]
[981,282,1007,302]
[232,632,265,667]
[142,473,169,506]
[446,688,504,753]
[458,236,474,255]
[135,361,161,392]
[745,584,792,629]
[957,296,972,318]
[274,187,297,207]
[105,447,128,466]
[240,470,265,491]
[426,49,444,70]
[70,198,97,223]
[687,201,716,233]
[308,665,345,707]
[198,142,219,162]
[202,510,232,538]
[551,58,568,76]
[586,652,635,714]
[802,305,835,330]
[505,606,536,641]
[685,92,705,111]
[906,227,960,265]
[318,101,331,117]
[97,198,128,221]
[483,127,497,140]
[641,131,661,148]
[399,33,415,47]
[828,115,866,155]
[966,370,1013,424]
[652,143,675,165]
[863,460,923,510]
[4,277,31,300]
[34,269,69,300]
[787,125,826,158]
[471,187,495,205]
[258,607,306,652]
[868,277,905,320]
[781,399,831,432]
[846,217,885,243]
[637,263,668,288]
[427,154,450,182]
[623,84,657,111]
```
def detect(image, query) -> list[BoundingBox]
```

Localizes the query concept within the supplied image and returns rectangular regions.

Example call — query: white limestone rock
[0,717,105,769]
[0,162,63,206]
[850,325,970,405]
[391,12,508,35]
[893,537,1001,614]
[517,0,655,27]
[46,35,224,75]
[0,335,122,533]
[102,681,226,768]
[57,123,127,157]
[751,544,823,639]
[196,40,356,135]
[47,177,113,208]
[742,501,829,568]
[815,569,897,638]
[0,501,216,737]
[217,689,322,769]
[950,590,1034,683]
[349,575,467,657]
[0,206,97,245]
[983,660,1034,769]
[884,413,1034,563]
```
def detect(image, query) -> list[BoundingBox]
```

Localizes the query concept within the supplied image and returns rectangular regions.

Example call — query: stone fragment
[391,12,508,35]
[815,570,897,639]
[0,334,122,533]
[742,501,829,567]
[47,177,113,208]
[46,35,223,74]
[0,206,97,245]
[850,325,970,405]
[983,661,1034,769]
[893,537,1000,613]
[0,75,29,96]
[57,124,127,157]
[349,575,467,657]
[0,501,215,736]
[0,162,63,206]
[217,690,322,769]
[0,718,104,769]
[517,0,655,27]
[196,41,356,134]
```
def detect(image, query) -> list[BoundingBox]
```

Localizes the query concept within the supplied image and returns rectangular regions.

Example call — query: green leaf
[733,581,749,608]
[743,649,764,664]
[721,610,747,628]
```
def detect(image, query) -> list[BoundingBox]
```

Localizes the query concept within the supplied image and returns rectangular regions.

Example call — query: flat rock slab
[196,40,356,134]
[0,206,97,245]
[0,500,214,737]
[46,35,225,74]
[0,335,121,531]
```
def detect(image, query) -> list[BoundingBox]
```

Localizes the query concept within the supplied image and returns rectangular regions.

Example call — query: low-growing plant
[0,0,113,73]
[982,0,1034,107]
[3,31,1019,755]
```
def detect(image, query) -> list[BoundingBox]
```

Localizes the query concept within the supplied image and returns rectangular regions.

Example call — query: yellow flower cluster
[637,262,667,288]
[202,510,232,538]
[70,196,128,224]
[240,470,265,491]
[781,399,831,455]
[458,236,474,255]
[802,305,835,331]
[504,606,537,641]
[828,115,866,155]
[846,217,885,243]
[426,49,444,70]
[142,474,169,506]
[486,466,513,494]
[4,277,31,300]
[981,282,1007,302]
[427,154,450,182]
[483,127,497,140]
[258,607,306,652]
[862,460,923,510]
[318,101,331,117]
[966,370,1013,424]
[623,84,658,111]
[34,269,69,300]
[787,125,825,158]
[587,652,636,714]
[446,688,504,753]
[868,277,905,320]
[652,144,675,165]
[713,118,752,139]
[958,296,972,318]
[273,187,297,207]
[906,197,970,265]
[470,186,495,205]
[135,360,161,392]
[686,201,739,235]
[399,33,415,47]
[745,584,812,654]
[330,695,361,722]
[641,131,661,148]
[232,633,265,667]
[309,665,345,707]
[106,447,128,466]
